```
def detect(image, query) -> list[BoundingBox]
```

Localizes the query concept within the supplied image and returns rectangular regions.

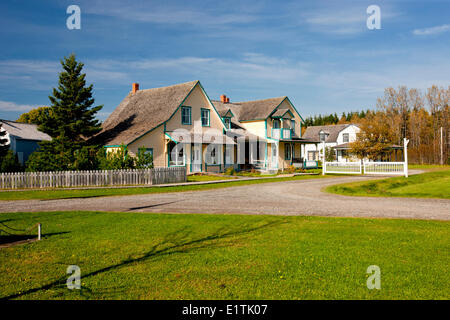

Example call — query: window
[308,151,318,161]
[319,131,326,142]
[168,143,185,166]
[206,146,220,165]
[273,119,280,129]
[181,106,191,125]
[145,148,153,157]
[291,120,295,135]
[145,148,153,164]
[139,148,153,167]
[284,143,291,160]
[201,108,210,127]
[343,133,349,143]
[223,117,231,129]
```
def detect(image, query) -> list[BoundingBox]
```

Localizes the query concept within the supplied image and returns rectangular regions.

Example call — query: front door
[271,143,278,169]
[191,144,202,172]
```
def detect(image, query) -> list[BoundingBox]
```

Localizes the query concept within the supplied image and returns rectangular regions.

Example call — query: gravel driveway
[1,176,449,220]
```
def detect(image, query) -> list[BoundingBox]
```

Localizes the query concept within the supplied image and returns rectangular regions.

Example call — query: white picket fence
[324,162,362,174]
[363,162,405,175]
[0,167,186,189]
[324,161,408,177]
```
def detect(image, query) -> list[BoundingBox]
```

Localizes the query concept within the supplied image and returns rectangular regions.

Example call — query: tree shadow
[89,115,136,145]
[1,219,287,299]
[127,200,184,211]
[0,232,70,246]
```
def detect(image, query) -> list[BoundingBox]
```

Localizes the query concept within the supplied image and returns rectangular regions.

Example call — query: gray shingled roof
[212,96,290,122]
[302,124,349,143]
[95,80,199,145]
[0,120,51,141]
[271,108,293,118]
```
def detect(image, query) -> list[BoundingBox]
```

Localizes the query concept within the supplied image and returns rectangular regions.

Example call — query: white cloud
[0,101,37,112]
[300,5,398,35]
[413,24,450,36]
[82,0,257,27]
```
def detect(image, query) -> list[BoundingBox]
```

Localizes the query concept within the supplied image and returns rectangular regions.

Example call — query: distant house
[96,80,319,173]
[302,124,360,162]
[0,120,52,164]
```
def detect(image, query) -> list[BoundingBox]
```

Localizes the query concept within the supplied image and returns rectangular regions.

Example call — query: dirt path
[0,174,448,220]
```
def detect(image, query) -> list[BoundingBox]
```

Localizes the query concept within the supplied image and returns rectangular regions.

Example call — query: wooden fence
[0,167,186,189]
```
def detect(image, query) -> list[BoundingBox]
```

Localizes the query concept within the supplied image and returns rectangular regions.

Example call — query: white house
[302,124,360,162]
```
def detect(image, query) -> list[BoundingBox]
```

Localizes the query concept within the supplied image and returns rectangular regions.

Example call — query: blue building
[0,120,52,164]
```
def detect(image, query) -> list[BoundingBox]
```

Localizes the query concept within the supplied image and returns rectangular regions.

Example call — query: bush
[224,166,236,176]
[284,165,296,174]
[0,150,23,172]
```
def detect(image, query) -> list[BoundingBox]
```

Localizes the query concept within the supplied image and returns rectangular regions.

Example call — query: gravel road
[1,175,448,220]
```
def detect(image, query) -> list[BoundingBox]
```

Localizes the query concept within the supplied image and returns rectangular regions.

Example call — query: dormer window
[319,131,326,142]
[273,119,281,129]
[343,133,349,143]
[223,117,231,129]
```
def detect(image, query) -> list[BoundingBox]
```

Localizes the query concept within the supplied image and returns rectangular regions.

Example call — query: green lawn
[0,211,448,300]
[0,174,325,201]
[409,164,450,171]
[326,170,450,199]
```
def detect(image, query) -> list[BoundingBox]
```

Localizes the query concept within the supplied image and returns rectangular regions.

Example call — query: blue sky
[0,0,449,121]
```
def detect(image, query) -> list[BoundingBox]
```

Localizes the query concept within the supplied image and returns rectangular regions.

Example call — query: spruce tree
[27,54,103,171]
[41,54,103,141]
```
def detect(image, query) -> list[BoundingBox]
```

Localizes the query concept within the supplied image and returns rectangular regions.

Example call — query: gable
[96,81,198,146]
[165,83,226,132]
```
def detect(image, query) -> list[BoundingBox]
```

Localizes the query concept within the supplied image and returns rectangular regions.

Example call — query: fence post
[404,137,409,178]
[322,141,326,175]
[38,223,41,241]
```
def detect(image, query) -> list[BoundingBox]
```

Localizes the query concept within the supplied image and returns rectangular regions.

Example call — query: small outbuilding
[0,120,52,164]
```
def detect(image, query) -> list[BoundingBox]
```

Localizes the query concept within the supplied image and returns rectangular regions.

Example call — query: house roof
[302,124,350,143]
[236,97,287,121]
[271,108,294,118]
[0,120,51,141]
[95,80,199,146]
[213,96,294,122]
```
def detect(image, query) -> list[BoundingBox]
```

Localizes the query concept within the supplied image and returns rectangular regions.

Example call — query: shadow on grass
[0,232,70,245]
[127,200,184,211]
[1,219,287,300]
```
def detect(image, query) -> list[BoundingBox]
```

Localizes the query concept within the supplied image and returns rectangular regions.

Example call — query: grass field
[0,211,448,300]
[0,174,324,201]
[326,169,450,199]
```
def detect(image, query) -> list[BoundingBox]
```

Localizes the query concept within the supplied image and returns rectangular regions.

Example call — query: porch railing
[271,128,292,140]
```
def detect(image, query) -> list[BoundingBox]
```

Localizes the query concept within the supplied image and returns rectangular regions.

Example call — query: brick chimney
[220,94,227,103]
[132,83,139,94]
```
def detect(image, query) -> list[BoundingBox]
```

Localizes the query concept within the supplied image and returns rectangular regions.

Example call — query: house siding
[128,125,166,167]
[165,85,224,134]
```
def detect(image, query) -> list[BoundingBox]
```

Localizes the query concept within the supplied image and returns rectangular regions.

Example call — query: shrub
[284,165,296,174]
[224,166,236,176]
[0,150,23,172]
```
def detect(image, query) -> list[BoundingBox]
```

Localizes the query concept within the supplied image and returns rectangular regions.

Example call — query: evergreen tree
[0,123,9,158]
[41,54,103,141]
[27,54,103,171]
